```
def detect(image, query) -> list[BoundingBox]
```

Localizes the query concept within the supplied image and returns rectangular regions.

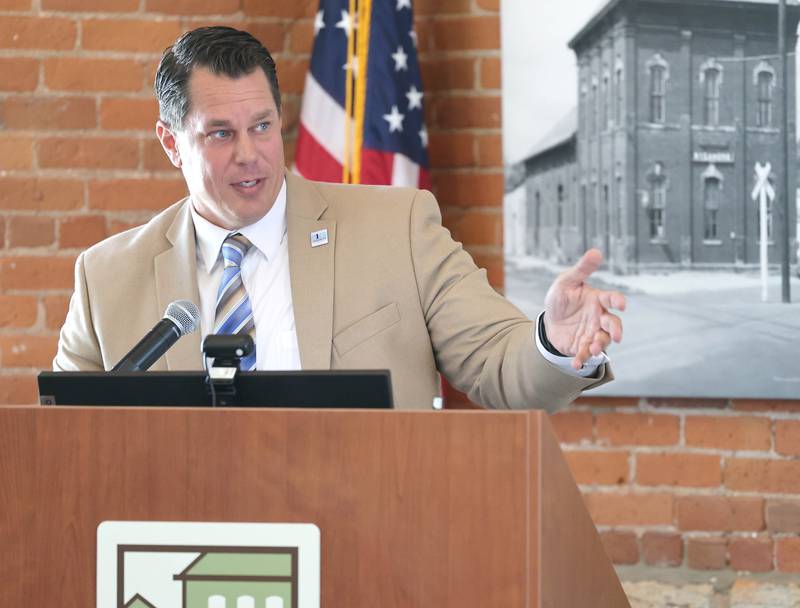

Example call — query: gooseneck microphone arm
[111,300,200,372]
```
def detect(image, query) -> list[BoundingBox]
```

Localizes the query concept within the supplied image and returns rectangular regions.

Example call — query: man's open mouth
[234,179,261,188]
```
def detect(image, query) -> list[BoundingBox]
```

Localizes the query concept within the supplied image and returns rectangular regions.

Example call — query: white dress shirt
[535,312,607,378]
[190,179,601,378]
[190,179,302,371]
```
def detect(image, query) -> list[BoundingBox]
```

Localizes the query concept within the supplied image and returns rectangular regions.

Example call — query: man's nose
[234,133,257,164]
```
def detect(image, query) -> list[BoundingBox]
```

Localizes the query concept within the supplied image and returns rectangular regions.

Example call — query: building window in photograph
[754,61,775,127]
[647,54,668,124]
[580,80,588,136]
[557,183,565,241]
[529,190,541,252]
[603,183,610,252]
[703,176,722,241]
[616,174,624,237]
[581,184,587,246]
[700,59,723,126]
[603,70,610,130]
[647,162,667,240]
[614,60,624,126]
[650,182,666,240]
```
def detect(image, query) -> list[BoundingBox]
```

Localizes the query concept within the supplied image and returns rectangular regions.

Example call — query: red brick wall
[0,0,502,402]
[1,0,798,578]
[556,396,800,574]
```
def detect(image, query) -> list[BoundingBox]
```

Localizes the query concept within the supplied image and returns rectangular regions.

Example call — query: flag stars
[419,125,428,148]
[342,55,359,78]
[336,10,356,37]
[406,85,423,110]
[383,105,405,133]
[409,29,418,48]
[396,0,412,9]
[391,46,408,71]
[314,10,325,36]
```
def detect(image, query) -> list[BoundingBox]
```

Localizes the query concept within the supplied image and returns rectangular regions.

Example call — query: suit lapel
[155,201,203,370]
[286,172,335,370]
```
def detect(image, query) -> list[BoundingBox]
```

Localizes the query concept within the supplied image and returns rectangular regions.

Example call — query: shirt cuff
[534,312,609,378]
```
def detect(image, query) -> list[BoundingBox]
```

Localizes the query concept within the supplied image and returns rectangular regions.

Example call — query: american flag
[294,0,431,188]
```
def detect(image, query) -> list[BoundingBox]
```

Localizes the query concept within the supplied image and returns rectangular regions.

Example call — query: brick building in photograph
[511,0,800,273]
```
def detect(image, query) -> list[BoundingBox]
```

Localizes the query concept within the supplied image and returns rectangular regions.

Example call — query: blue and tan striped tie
[214,233,257,371]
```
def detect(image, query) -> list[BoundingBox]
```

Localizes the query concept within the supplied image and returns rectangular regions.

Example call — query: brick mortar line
[562,445,798,457]
[0,326,62,336]
[613,483,800,495]
[1,213,180,221]
[0,48,163,58]
[3,131,165,137]
[1,169,184,178]
[1,14,302,22]
[0,49,313,61]
[643,407,800,418]
[0,287,74,295]
[0,11,313,22]
[597,527,797,539]
[3,168,182,177]
[571,404,800,419]
[0,91,111,97]
[2,244,97,254]
[629,446,638,484]
[578,485,800,497]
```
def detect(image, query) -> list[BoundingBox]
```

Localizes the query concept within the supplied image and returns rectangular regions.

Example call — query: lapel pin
[310,229,329,248]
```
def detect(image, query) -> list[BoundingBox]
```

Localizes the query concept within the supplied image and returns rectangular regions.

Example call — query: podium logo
[97,522,320,608]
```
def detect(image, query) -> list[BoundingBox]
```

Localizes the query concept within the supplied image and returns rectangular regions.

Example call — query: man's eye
[210,130,230,139]
[254,122,270,132]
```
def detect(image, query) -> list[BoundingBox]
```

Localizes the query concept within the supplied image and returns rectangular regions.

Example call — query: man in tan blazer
[54,27,625,411]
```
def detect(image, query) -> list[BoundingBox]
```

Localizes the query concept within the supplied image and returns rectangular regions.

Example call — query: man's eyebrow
[202,110,276,129]
[252,110,276,121]
[204,118,232,128]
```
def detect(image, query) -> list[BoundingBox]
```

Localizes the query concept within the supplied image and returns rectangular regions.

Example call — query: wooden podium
[0,406,629,607]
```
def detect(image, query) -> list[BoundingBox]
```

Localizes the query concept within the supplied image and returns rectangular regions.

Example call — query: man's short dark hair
[155,26,281,129]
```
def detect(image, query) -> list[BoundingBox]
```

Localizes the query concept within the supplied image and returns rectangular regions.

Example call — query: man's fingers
[590,330,611,356]
[600,312,623,343]
[572,341,591,370]
[559,248,603,287]
[598,290,626,312]
[573,328,613,370]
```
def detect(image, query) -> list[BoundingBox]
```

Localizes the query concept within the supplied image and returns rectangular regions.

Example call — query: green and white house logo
[97,522,320,608]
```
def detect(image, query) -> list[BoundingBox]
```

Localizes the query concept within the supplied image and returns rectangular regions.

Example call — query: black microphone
[111,300,200,372]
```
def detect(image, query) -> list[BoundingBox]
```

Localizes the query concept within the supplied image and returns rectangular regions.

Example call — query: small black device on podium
[202,334,255,407]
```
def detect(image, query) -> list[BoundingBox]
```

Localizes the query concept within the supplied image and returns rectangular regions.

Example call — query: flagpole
[779,0,791,302]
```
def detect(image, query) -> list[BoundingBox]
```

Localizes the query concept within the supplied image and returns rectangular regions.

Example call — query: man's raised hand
[543,249,626,370]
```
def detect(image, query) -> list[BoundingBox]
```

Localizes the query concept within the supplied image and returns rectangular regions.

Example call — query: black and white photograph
[503,0,800,398]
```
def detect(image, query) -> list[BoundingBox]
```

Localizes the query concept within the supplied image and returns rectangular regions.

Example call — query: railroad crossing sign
[752,162,775,203]
[752,162,774,302]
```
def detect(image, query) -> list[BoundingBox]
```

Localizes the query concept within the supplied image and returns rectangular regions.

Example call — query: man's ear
[156,120,182,168]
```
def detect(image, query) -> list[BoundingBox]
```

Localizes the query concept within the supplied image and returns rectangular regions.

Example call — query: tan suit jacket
[54,172,610,410]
